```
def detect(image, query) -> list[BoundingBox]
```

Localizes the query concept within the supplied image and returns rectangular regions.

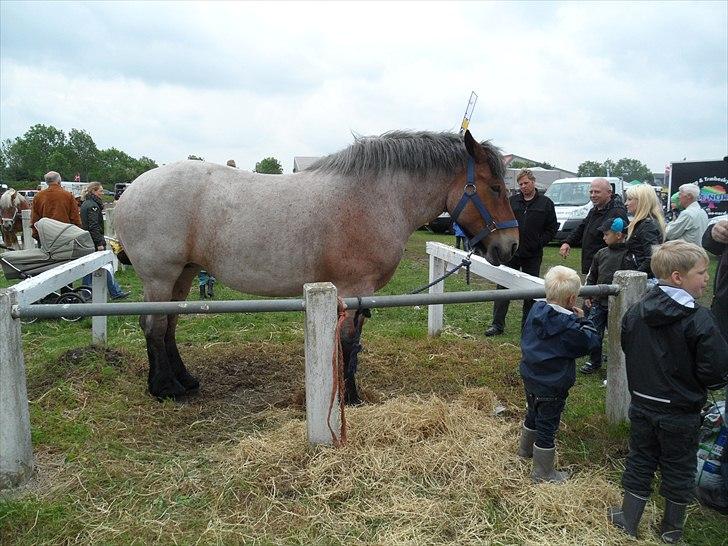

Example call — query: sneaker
[111,291,131,300]
[484,326,503,337]
[579,361,601,374]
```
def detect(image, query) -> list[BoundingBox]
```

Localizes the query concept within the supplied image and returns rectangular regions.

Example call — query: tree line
[0,124,158,185]
[577,158,654,183]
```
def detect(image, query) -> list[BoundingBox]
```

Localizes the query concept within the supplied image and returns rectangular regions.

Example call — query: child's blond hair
[544,265,582,306]
[651,240,709,280]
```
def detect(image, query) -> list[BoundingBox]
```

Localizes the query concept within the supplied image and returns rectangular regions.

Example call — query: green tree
[576,160,603,177]
[67,128,99,182]
[254,156,283,174]
[188,154,204,161]
[13,124,69,180]
[613,158,653,183]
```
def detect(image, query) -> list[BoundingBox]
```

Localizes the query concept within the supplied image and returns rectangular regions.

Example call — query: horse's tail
[108,237,133,265]
[116,249,132,266]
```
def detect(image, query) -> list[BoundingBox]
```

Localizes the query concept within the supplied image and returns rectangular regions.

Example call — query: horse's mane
[0,189,25,209]
[307,130,505,180]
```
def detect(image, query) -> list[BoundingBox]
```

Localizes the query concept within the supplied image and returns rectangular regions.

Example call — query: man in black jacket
[559,178,628,274]
[485,169,558,336]
[702,218,727,341]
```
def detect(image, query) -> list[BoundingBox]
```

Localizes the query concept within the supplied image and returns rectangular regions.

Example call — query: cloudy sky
[1,1,726,174]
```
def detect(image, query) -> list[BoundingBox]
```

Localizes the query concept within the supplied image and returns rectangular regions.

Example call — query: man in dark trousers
[485,169,558,336]
[559,178,628,274]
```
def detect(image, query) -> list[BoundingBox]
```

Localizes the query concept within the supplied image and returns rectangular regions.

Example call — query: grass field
[1,231,725,545]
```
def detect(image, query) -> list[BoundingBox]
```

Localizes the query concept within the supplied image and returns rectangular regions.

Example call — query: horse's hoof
[344,392,363,406]
[178,372,200,392]
[150,377,187,401]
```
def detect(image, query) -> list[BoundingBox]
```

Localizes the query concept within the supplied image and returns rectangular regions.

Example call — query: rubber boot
[660,499,687,544]
[517,426,536,458]
[206,279,215,299]
[531,445,569,483]
[199,284,206,299]
[608,491,648,538]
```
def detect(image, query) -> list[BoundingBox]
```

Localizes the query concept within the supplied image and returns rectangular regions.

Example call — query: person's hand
[712,219,728,244]
[572,306,585,318]
[559,243,571,258]
[583,298,592,309]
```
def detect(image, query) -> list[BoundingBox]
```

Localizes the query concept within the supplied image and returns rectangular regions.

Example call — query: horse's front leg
[340,310,368,405]
[140,314,186,400]
[164,313,199,392]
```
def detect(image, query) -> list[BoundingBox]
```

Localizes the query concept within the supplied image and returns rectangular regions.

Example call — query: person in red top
[31,171,82,240]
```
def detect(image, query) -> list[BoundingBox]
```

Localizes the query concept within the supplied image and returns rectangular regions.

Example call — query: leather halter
[449,158,518,248]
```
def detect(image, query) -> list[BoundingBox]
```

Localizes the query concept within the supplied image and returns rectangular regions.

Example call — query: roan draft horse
[114,130,519,402]
[0,189,30,250]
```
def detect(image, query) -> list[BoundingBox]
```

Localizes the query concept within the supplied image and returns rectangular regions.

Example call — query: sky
[1,0,726,175]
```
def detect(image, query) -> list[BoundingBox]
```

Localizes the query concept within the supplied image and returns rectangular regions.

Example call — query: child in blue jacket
[517,265,600,482]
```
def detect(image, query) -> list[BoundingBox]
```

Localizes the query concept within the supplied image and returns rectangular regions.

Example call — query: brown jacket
[31,185,82,239]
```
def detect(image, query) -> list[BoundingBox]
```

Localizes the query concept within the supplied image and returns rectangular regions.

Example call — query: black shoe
[580,362,601,374]
[111,291,130,300]
[484,326,503,337]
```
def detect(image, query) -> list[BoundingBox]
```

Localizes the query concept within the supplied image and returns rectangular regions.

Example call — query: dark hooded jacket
[621,285,728,413]
[519,301,601,396]
[702,222,728,341]
[624,217,664,276]
[566,194,628,273]
[80,194,106,249]
[510,189,558,259]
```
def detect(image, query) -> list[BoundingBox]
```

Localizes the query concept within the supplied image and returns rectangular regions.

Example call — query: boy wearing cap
[580,217,630,374]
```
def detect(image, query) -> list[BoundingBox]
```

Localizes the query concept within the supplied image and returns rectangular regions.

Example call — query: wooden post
[0,289,33,488]
[91,268,108,345]
[21,209,32,250]
[606,270,647,424]
[303,282,342,446]
[428,254,445,336]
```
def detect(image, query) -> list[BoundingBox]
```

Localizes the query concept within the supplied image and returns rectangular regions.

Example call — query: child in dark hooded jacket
[517,265,600,483]
[609,240,728,543]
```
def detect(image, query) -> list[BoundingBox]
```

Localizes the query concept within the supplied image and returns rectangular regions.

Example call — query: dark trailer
[669,157,728,218]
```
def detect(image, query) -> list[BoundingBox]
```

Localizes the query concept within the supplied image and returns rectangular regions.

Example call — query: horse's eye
[490,185,501,194]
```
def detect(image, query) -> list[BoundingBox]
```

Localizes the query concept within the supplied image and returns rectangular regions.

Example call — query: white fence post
[21,209,33,249]
[303,282,342,446]
[0,289,34,488]
[606,270,647,424]
[428,254,445,336]
[91,268,108,345]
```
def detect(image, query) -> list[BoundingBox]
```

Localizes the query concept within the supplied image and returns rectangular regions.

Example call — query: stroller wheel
[76,285,92,303]
[56,292,86,322]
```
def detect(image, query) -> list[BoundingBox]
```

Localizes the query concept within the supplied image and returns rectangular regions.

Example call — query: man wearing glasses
[485,169,558,336]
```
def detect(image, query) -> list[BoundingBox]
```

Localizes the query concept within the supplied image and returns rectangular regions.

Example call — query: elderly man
[559,178,628,274]
[665,183,709,246]
[485,169,557,336]
[31,171,81,240]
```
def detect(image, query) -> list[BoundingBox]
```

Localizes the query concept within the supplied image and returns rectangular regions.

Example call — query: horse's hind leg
[141,312,187,399]
[164,265,201,391]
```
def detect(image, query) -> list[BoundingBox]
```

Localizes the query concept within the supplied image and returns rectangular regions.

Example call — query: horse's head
[0,189,27,232]
[446,131,519,266]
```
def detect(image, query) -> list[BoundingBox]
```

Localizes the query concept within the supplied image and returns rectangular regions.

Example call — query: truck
[38,180,89,200]
[668,158,728,218]
[545,176,627,243]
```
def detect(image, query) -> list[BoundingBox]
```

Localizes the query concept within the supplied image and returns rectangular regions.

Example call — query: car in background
[425,212,453,233]
[17,189,39,203]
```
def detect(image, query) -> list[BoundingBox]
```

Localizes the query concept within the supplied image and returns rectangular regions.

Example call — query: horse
[0,189,30,250]
[114,130,519,403]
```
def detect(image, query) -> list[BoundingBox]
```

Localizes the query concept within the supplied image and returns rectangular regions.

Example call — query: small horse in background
[115,130,520,403]
[0,189,30,250]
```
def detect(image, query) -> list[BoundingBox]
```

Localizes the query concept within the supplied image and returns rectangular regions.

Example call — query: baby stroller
[0,218,96,322]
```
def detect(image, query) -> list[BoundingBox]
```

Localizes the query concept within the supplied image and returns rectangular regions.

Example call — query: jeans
[621,404,701,503]
[82,270,124,298]
[587,302,608,364]
[491,254,542,332]
[199,270,216,286]
[523,388,567,449]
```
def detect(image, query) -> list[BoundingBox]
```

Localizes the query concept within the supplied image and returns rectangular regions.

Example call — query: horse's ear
[463,130,485,162]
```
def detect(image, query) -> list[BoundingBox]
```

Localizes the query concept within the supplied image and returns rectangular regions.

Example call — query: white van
[545,177,626,243]
[38,180,89,199]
